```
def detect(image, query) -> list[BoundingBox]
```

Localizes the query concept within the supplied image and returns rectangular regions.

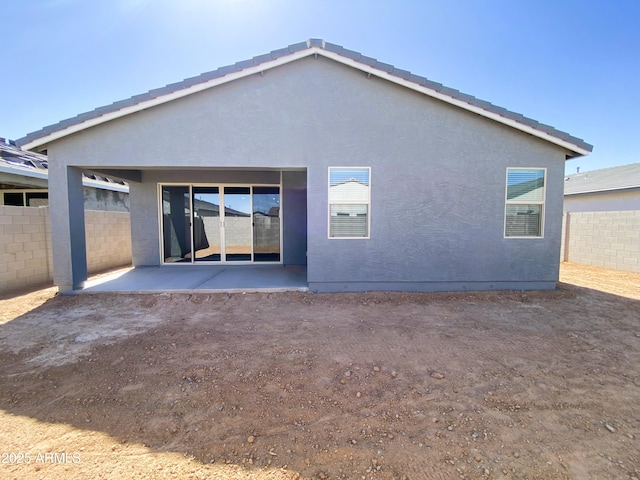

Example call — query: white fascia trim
[22,46,590,157]
[0,165,127,192]
[81,178,129,192]
[0,164,49,180]
[0,164,128,192]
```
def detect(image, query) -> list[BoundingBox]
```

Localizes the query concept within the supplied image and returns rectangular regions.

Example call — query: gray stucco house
[564,163,640,212]
[17,39,592,294]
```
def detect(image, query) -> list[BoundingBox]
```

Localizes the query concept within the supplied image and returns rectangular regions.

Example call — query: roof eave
[19,45,591,158]
[0,163,49,181]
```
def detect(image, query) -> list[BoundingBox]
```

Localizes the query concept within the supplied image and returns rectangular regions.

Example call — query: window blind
[505,168,545,238]
[328,167,370,238]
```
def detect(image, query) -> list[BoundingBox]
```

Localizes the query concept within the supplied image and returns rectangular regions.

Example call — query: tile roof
[17,39,593,157]
[0,138,48,169]
[0,138,128,190]
[564,163,640,195]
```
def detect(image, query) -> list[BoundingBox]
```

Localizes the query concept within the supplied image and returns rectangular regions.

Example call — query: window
[1,190,49,207]
[328,167,370,238]
[504,168,545,237]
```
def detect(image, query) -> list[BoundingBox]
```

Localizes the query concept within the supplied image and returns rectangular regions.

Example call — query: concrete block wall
[0,206,132,295]
[85,210,132,274]
[0,206,52,294]
[224,216,252,251]
[562,210,640,273]
[254,216,280,252]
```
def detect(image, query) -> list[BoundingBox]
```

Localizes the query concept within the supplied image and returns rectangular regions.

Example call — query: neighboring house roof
[0,137,48,169]
[564,163,640,196]
[17,39,592,158]
[329,180,370,203]
[192,197,248,217]
[0,138,128,192]
[507,178,544,202]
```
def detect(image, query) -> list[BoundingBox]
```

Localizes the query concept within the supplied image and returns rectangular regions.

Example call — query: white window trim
[504,167,546,239]
[328,166,371,239]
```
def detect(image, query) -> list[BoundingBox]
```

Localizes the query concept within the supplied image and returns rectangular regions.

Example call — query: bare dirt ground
[0,263,639,480]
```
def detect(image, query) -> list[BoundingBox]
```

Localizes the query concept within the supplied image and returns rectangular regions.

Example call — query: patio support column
[49,161,87,294]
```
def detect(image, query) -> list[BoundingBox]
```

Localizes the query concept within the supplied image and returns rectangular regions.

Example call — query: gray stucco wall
[129,178,159,267]
[83,187,129,211]
[48,161,87,291]
[282,170,307,265]
[47,55,570,291]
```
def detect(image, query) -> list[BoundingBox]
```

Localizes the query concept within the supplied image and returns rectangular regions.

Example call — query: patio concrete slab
[81,265,308,294]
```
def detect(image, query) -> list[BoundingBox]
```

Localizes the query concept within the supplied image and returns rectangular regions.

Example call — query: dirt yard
[0,263,638,480]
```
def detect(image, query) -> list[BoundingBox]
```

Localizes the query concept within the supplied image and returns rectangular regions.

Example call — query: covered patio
[82,265,308,294]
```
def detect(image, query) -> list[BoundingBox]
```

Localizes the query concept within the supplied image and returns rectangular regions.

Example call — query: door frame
[157,180,283,265]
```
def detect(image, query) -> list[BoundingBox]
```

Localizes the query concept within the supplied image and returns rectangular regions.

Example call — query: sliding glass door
[223,187,252,261]
[193,187,221,262]
[253,187,280,262]
[161,186,191,263]
[161,184,280,264]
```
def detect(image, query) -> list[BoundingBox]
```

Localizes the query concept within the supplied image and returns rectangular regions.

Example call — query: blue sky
[3,0,639,173]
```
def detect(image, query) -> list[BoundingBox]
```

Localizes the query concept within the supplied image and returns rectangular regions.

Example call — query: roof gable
[17,39,592,157]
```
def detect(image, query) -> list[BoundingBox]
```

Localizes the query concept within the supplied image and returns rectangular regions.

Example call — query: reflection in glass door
[161,184,281,264]
[253,187,280,262]
[223,187,252,261]
[193,187,221,262]
[161,186,191,263]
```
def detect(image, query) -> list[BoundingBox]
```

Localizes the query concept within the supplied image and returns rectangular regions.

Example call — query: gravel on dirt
[0,263,638,479]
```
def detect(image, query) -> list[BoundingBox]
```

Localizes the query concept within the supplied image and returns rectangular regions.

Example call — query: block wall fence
[561,210,640,273]
[0,206,132,294]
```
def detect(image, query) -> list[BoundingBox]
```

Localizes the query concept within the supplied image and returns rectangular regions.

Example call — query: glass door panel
[193,187,221,262]
[223,187,252,261]
[253,187,280,262]
[161,186,191,263]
